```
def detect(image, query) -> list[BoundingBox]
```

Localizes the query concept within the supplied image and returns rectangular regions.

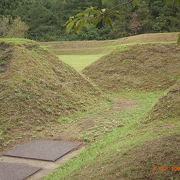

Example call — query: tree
[66,0,134,33]
[0,17,9,37]
[66,0,180,33]
[0,0,179,41]
[0,16,29,38]
[130,12,141,35]
[6,17,29,38]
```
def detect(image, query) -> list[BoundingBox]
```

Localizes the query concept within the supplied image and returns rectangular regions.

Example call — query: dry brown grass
[117,32,179,44]
[41,40,116,49]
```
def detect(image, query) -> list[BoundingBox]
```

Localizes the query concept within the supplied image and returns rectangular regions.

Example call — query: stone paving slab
[0,162,41,180]
[4,140,81,162]
[0,147,85,180]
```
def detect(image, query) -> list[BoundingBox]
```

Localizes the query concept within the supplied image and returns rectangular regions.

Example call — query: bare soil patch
[113,99,137,111]
[81,119,95,129]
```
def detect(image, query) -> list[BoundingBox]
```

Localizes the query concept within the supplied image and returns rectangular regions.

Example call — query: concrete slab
[0,162,41,180]
[0,147,85,180]
[4,140,81,162]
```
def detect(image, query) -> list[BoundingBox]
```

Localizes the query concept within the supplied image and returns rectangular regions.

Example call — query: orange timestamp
[152,167,180,172]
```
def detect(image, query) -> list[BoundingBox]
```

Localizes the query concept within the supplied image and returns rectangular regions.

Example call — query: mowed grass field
[58,54,105,72]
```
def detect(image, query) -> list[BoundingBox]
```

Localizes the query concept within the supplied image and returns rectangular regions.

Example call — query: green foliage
[0,0,179,41]
[66,0,180,34]
[66,7,120,33]
[0,17,9,37]
[101,0,116,7]
[0,16,29,38]
[165,0,180,7]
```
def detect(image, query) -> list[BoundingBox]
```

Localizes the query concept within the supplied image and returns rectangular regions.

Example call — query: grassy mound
[83,43,180,92]
[117,32,179,44]
[0,39,101,151]
[147,81,180,122]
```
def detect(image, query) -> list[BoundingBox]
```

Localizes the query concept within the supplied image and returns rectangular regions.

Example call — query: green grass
[0,38,34,44]
[44,91,169,180]
[58,54,105,72]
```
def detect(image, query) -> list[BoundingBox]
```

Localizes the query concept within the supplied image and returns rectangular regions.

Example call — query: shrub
[0,16,29,38]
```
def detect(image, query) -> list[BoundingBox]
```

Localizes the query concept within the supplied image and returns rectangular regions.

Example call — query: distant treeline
[0,0,179,41]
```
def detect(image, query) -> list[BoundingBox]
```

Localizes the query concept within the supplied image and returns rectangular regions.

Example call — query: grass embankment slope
[45,33,180,180]
[84,43,180,92]
[71,82,180,180]
[0,39,101,152]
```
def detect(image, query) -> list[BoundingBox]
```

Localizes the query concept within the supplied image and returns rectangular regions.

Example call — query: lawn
[58,54,105,72]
